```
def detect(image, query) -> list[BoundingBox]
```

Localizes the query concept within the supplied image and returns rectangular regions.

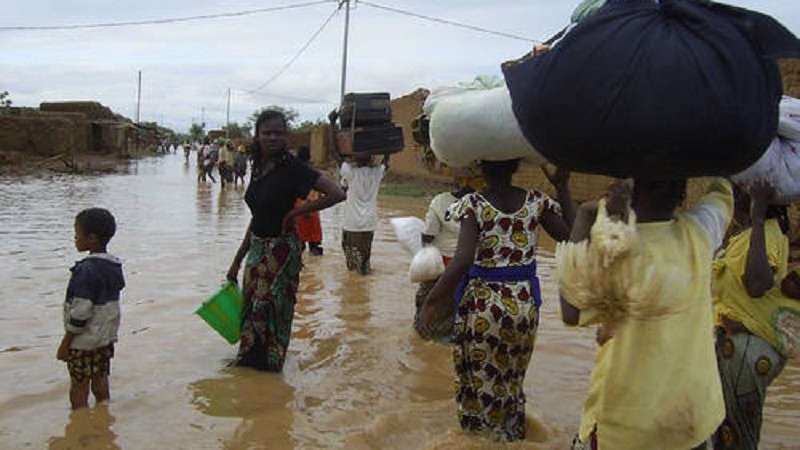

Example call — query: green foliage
[379,183,439,198]
[249,105,300,130]
[222,121,252,139]
[189,122,206,142]
[294,118,326,133]
[0,91,12,115]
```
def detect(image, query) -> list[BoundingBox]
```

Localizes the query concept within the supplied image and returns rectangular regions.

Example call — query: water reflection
[0,154,797,449]
[47,404,118,450]
[189,371,296,449]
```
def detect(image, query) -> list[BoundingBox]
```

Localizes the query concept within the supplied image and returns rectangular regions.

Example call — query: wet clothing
[414,276,455,344]
[342,230,374,274]
[711,219,799,449]
[245,152,320,238]
[569,178,732,450]
[234,152,248,179]
[714,330,787,450]
[237,152,318,372]
[448,190,559,441]
[340,161,385,232]
[63,253,124,350]
[571,431,713,450]
[413,192,461,342]
[67,343,114,383]
[236,233,303,372]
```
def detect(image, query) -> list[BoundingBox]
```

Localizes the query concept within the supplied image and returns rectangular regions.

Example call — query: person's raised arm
[381,152,390,169]
[327,109,344,166]
[685,177,734,252]
[542,164,576,228]
[281,176,346,234]
[742,181,776,298]
[559,202,598,326]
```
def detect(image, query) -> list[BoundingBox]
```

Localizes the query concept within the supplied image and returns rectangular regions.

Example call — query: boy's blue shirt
[64,253,124,350]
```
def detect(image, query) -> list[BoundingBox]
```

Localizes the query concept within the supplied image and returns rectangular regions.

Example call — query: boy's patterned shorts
[67,343,114,383]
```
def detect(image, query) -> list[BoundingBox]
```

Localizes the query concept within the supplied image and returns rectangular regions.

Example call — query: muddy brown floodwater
[0,154,797,449]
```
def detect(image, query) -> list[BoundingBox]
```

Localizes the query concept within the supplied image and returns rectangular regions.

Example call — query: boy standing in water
[328,109,389,275]
[57,208,125,409]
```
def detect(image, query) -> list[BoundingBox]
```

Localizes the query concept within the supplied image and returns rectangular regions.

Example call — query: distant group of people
[194,138,248,186]
[58,108,798,450]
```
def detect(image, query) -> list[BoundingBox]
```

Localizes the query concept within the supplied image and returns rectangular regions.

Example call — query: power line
[0,1,330,31]
[244,6,339,95]
[236,88,331,104]
[359,1,537,43]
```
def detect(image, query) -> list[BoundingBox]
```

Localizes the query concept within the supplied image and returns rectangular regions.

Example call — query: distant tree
[222,121,252,139]
[189,122,206,142]
[294,118,326,133]
[249,105,300,130]
[0,91,12,115]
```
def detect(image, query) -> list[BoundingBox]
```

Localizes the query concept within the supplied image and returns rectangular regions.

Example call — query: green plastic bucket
[196,282,244,344]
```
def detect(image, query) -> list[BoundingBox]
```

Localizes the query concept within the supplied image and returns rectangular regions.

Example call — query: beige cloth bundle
[555,199,686,332]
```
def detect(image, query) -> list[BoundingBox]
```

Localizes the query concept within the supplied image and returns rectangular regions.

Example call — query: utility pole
[339,0,351,104]
[135,70,142,124]
[226,88,231,138]
[201,107,205,126]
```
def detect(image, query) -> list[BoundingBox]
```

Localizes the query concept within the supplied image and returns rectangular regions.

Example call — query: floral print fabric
[449,191,559,441]
[236,232,303,372]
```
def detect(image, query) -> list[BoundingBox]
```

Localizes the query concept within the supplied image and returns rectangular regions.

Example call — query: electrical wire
[235,88,331,104]
[0,1,330,31]
[243,6,339,94]
[359,1,536,43]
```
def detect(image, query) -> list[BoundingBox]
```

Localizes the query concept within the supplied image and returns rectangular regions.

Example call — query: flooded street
[1,154,798,449]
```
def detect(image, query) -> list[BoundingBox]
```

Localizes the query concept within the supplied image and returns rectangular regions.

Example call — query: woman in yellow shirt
[711,182,800,450]
[560,178,733,450]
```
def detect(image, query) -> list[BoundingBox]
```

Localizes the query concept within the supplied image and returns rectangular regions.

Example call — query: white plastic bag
[779,95,800,141]
[732,136,800,203]
[423,84,547,168]
[409,246,445,283]
[390,217,425,256]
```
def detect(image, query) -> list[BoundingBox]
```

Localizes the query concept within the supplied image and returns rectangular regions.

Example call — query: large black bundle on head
[502,0,800,179]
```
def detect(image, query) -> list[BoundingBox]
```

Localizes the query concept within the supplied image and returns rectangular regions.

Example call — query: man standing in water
[328,109,388,275]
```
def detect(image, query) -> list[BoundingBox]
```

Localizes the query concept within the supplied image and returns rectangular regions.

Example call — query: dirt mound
[39,101,127,122]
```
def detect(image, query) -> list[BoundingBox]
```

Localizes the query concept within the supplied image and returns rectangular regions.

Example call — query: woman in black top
[227,110,345,371]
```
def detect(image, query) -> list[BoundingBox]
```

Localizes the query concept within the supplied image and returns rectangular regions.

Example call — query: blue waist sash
[454,261,542,309]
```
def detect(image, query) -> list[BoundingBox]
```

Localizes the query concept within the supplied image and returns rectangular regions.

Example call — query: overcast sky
[2,0,798,133]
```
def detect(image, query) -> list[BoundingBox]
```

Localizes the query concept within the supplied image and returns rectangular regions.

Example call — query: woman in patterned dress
[418,159,574,441]
[712,182,800,449]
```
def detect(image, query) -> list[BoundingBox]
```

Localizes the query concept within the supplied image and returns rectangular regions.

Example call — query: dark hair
[75,208,116,245]
[297,146,311,162]
[479,159,520,180]
[454,185,475,198]
[633,178,687,213]
[250,109,289,172]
